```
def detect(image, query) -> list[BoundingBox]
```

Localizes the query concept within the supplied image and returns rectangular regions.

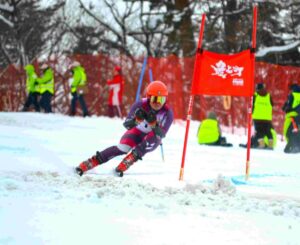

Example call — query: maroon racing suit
[94,98,174,165]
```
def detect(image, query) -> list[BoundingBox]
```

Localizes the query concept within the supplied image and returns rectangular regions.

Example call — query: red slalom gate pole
[245,97,253,180]
[179,13,206,181]
[179,95,194,180]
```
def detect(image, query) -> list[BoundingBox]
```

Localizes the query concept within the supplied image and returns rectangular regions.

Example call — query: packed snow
[0,112,299,245]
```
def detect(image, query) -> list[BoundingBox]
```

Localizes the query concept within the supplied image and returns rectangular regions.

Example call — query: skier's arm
[123,101,144,129]
[151,109,174,138]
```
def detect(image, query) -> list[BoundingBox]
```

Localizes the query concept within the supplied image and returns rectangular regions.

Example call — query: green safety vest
[252,93,272,120]
[24,64,38,93]
[197,119,220,144]
[37,68,54,94]
[70,66,87,93]
[292,92,300,109]
[283,92,300,141]
[78,66,87,86]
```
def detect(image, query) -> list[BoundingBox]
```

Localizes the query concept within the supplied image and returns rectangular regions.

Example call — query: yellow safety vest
[252,93,272,120]
[197,119,220,144]
[38,68,54,94]
[292,92,300,109]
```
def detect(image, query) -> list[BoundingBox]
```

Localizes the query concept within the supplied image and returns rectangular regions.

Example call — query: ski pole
[291,117,298,133]
[149,68,165,162]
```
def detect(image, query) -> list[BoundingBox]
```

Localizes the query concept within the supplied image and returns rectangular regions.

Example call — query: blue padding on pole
[135,57,148,102]
[149,68,153,83]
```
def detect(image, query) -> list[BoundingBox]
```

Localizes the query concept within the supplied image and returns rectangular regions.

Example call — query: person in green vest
[69,62,89,117]
[197,111,232,147]
[37,63,54,113]
[22,64,40,112]
[252,82,275,149]
[282,83,300,153]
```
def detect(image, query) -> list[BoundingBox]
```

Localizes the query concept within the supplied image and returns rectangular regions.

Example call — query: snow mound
[1,171,299,220]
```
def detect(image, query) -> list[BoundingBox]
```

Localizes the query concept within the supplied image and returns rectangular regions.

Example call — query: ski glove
[147,110,157,127]
[153,125,165,138]
[135,108,147,122]
[123,118,136,129]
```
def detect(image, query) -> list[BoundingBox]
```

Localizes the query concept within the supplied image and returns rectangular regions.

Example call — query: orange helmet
[146,81,168,97]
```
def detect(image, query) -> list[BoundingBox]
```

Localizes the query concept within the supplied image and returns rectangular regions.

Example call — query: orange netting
[1,55,300,135]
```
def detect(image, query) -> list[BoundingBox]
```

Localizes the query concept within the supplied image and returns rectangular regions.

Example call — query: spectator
[197,111,232,147]
[282,83,300,153]
[22,64,40,112]
[37,64,54,113]
[107,66,124,118]
[251,82,274,149]
[69,62,89,117]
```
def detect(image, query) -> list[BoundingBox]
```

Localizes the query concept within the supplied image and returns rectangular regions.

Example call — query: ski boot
[75,152,102,176]
[115,150,141,177]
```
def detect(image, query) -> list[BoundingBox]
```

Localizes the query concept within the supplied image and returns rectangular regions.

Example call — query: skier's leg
[76,128,144,175]
[116,131,160,173]
[77,146,125,175]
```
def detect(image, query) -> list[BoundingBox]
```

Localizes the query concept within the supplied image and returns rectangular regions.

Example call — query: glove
[123,118,136,129]
[147,110,157,127]
[152,125,165,138]
[135,108,147,122]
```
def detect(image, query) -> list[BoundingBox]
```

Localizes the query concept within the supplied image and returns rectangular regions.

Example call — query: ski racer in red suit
[75,81,174,176]
[107,66,124,117]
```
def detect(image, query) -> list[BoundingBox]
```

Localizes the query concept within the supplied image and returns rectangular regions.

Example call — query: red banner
[191,49,255,96]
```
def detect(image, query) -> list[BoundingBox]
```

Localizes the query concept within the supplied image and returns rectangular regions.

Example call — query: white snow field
[0,112,299,245]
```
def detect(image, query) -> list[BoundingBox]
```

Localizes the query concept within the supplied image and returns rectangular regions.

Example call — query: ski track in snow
[1,170,299,220]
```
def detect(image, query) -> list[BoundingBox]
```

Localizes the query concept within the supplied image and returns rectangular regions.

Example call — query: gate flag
[191,49,254,97]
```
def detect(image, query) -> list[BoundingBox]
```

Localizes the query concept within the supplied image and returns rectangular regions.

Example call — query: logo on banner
[211,60,244,86]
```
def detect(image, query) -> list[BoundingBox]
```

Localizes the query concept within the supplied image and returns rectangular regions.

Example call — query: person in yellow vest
[282,83,300,153]
[69,62,89,117]
[37,63,54,113]
[197,111,232,147]
[22,64,40,112]
[252,82,274,149]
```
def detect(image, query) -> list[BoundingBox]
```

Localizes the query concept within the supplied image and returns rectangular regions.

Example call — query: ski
[239,143,273,150]
[114,168,124,177]
[74,167,83,176]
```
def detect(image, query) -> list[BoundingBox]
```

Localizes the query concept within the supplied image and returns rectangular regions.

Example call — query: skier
[282,83,300,153]
[75,80,173,176]
[197,111,232,147]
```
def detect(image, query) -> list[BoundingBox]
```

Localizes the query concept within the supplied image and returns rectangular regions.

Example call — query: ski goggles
[150,95,166,105]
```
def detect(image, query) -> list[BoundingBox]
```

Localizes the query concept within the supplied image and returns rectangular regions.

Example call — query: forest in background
[0,0,300,134]
[0,0,299,68]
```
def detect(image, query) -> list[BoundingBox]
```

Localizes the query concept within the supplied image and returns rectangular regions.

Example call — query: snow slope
[0,112,299,245]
